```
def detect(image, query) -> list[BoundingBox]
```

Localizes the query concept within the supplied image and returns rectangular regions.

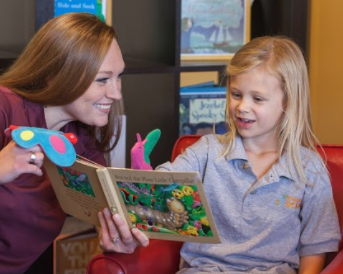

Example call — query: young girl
[105,36,340,273]
[155,36,341,273]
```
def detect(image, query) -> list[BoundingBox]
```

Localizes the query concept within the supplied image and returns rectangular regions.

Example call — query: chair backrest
[171,135,200,161]
[173,136,343,250]
[317,145,343,250]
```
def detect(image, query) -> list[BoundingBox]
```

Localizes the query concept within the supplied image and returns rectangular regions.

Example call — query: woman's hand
[0,141,44,184]
[98,208,149,253]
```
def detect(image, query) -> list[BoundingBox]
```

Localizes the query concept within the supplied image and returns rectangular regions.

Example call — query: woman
[0,12,147,274]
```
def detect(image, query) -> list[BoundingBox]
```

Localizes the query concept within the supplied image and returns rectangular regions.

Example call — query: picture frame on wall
[181,0,251,61]
[54,0,112,25]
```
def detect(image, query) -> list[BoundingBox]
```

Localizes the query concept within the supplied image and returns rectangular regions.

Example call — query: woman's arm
[298,254,326,274]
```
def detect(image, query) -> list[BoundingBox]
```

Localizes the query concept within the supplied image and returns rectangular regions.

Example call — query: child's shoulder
[197,134,228,148]
[299,146,328,180]
[189,134,227,155]
[299,146,324,165]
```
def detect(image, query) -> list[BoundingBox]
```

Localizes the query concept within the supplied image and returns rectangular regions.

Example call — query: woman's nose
[106,79,122,100]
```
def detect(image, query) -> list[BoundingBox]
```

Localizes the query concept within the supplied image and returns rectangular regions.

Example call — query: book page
[44,159,109,227]
[105,168,221,243]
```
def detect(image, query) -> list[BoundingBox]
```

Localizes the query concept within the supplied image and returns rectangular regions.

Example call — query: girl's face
[62,39,124,127]
[229,65,285,147]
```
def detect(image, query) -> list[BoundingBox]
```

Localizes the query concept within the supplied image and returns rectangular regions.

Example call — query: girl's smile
[235,117,255,129]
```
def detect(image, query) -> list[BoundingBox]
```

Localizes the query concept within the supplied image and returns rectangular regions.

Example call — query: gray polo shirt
[156,134,340,274]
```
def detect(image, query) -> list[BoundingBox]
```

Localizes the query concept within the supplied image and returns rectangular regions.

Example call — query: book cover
[44,159,221,243]
[181,0,250,60]
[54,229,102,274]
[179,83,227,136]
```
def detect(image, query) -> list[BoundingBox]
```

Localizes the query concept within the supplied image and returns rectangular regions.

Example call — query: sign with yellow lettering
[54,230,102,274]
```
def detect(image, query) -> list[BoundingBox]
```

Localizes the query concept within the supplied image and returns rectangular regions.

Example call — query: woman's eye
[96,78,109,84]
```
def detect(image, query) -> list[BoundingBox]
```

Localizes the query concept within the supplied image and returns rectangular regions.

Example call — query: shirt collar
[225,136,248,161]
[225,135,297,182]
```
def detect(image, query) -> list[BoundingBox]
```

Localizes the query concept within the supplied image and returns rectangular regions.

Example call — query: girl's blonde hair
[221,36,321,184]
[0,12,123,153]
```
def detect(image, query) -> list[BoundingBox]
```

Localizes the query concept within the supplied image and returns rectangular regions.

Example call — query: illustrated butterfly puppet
[7,125,78,167]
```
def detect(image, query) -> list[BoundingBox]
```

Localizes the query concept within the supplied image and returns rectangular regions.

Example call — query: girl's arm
[298,254,326,274]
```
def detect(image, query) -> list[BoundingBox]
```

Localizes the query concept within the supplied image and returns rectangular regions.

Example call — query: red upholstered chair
[86,135,343,274]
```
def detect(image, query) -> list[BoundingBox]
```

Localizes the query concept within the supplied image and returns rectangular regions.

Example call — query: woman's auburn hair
[0,12,123,153]
[221,36,323,185]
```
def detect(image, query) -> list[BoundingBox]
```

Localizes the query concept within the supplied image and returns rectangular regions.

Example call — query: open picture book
[44,156,221,243]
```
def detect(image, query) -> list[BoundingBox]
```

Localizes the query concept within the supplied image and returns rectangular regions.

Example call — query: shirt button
[251,190,256,195]
[242,163,249,169]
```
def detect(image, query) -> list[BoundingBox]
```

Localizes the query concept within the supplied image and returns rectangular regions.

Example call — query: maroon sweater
[0,86,106,274]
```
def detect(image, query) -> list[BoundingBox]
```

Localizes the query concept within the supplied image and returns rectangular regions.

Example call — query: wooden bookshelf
[0,0,309,168]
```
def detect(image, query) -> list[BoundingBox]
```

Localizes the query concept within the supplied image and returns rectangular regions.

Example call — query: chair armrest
[87,239,183,274]
[87,253,124,274]
[321,250,343,274]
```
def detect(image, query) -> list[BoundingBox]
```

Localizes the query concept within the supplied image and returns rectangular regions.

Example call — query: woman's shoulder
[0,86,14,101]
[0,87,23,122]
[0,86,17,96]
[0,86,24,108]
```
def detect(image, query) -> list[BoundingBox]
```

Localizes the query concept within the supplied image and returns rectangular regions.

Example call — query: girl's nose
[237,99,249,113]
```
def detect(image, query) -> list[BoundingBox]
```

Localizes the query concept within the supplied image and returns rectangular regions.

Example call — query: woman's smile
[93,103,112,112]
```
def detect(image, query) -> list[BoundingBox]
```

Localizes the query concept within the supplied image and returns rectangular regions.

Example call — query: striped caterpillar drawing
[120,180,214,237]
[126,197,189,230]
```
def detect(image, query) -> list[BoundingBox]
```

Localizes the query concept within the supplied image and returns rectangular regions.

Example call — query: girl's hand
[98,208,149,253]
[0,141,44,184]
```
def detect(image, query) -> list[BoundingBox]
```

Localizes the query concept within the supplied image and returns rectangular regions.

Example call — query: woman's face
[63,39,124,127]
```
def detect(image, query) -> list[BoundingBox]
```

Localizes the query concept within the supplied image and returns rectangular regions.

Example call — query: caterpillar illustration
[127,197,189,230]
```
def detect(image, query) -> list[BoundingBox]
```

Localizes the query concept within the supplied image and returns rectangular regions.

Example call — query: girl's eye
[254,97,264,102]
[96,78,109,84]
[231,92,241,99]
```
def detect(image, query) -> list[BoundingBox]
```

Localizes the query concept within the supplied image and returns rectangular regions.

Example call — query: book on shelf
[44,156,221,243]
[179,81,228,137]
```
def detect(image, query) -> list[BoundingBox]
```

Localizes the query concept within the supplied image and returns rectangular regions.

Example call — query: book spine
[96,168,129,227]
